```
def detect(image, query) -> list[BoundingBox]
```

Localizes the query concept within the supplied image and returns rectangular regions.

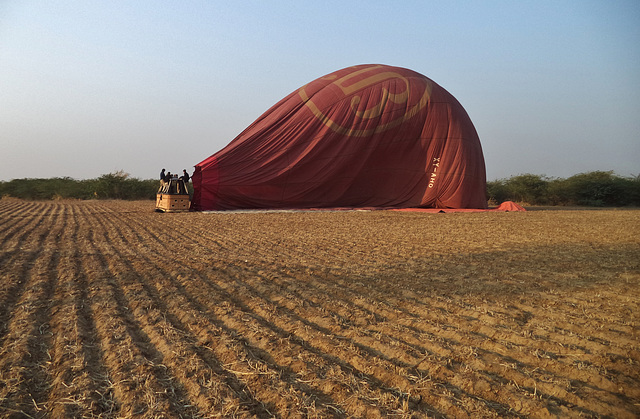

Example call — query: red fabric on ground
[494,201,526,212]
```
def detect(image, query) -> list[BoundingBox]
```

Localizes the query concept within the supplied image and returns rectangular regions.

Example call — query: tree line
[0,171,165,201]
[487,171,640,207]
[0,170,638,207]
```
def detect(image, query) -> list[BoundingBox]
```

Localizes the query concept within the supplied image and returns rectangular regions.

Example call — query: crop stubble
[0,199,639,418]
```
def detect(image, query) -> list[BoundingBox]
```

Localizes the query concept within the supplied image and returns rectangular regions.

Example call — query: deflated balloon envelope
[191,64,486,211]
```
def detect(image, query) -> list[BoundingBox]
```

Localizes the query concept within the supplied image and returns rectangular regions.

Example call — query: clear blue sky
[1,1,638,181]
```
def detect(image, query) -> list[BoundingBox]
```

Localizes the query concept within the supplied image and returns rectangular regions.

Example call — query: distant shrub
[506,174,550,205]
[487,174,550,206]
[558,171,639,206]
[90,171,159,200]
[486,179,509,205]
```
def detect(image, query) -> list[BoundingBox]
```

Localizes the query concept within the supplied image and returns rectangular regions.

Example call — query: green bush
[559,171,639,206]
[506,174,549,205]
[487,174,550,205]
[90,171,159,200]
[486,179,509,205]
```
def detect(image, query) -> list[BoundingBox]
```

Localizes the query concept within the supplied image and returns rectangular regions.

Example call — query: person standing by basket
[180,169,190,183]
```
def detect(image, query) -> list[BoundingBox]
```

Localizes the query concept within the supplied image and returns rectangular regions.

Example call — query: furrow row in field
[0,204,68,417]
[0,201,52,269]
[39,204,116,418]
[0,200,35,229]
[0,202,59,341]
[78,208,201,418]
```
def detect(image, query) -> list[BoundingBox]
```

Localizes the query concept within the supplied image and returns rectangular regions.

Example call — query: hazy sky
[1,1,638,181]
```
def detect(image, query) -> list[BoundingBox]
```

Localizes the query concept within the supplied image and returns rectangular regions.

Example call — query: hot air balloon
[191,64,486,210]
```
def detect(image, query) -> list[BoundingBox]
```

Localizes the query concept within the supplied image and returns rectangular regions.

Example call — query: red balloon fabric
[191,64,487,211]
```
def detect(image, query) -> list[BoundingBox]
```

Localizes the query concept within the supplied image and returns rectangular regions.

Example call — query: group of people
[160,168,190,186]
[158,168,191,195]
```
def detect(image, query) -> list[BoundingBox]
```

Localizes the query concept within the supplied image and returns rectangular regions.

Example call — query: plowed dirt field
[1,199,639,418]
